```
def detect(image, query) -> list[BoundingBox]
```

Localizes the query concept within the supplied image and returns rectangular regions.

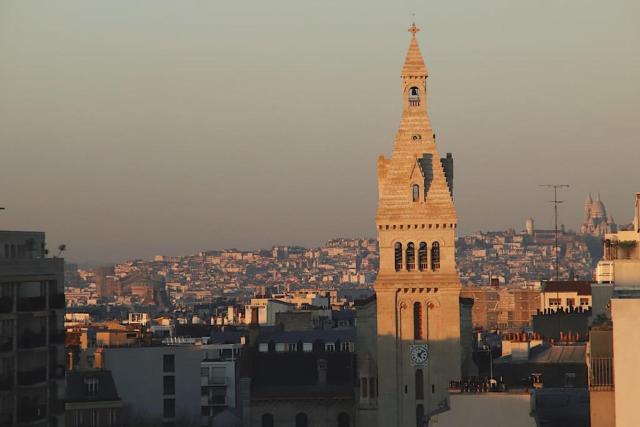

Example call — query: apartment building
[0,230,66,427]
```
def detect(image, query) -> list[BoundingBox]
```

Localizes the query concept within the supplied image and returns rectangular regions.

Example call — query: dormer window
[412,184,420,202]
[84,377,99,395]
[408,87,420,106]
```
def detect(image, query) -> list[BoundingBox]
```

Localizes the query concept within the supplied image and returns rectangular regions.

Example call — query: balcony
[595,260,614,284]
[0,336,12,352]
[50,399,65,414]
[590,357,614,391]
[201,376,227,386]
[49,330,65,345]
[49,293,65,309]
[0,296,13,313]
[0,414,13,426]
[17,296,46,312]
[17,404,46,423]
[18,331,46,349]
[0,376,13,391]
[50,363,65,380]
[17,367,47,386]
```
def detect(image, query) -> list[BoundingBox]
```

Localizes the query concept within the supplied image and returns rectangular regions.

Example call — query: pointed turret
[377,23,455,224]
[402,23,428,77]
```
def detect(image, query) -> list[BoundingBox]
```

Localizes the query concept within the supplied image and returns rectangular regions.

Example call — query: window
[325,343,335,352]
[261,414,274,427]
[163,375,175,395]
[415,369,424,400]
[408,87,420,107]
[412,184,420,202]
[84,377,99,395]
[566,298,575,307]
[200,367,208,377]
[163,398,175,418]
[413,302,423,340]
[549,298,561,306]
[295,413,308,427]
[338,413,350,427]
[406,243,416,271]
[211,367,226,384]
[370,377,376,398]
[163,354,175,373]
[394,243,403,272]
[418,242,428,271]
[580,298,590,306]
[416,404,424,427]
[361,378,368,398]
[431,242,440,271]
[564,372,576,388]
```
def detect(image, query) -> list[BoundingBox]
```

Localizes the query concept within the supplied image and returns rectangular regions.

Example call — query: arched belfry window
[431,242,440,271]
[406,243,416,271]
[412,184,420,202]
[394,243,403,272]
[415,369,424,400]
[409,86,420,107]
[418,242,428,271]
[413,302,423,340]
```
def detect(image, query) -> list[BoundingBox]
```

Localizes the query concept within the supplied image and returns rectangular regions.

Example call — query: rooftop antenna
[540,184,570,281]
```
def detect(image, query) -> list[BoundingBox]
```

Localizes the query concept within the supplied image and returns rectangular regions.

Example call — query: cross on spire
[408,22,420,36]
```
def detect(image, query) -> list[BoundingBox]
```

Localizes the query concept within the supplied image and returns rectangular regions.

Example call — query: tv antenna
[540,184,569,281]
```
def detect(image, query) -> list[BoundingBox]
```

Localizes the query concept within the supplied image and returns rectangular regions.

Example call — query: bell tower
[374,23,461,427]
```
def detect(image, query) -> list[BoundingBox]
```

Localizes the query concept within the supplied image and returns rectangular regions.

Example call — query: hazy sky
[1,1,639,263]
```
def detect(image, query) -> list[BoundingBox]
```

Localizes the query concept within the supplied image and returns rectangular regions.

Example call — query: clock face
[410,344,429,366]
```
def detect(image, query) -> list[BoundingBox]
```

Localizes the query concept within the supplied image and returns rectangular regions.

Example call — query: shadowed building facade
[357,24,464,427]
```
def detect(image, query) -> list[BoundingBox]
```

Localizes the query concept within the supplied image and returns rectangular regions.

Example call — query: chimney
[317,359,328,386]
[501,339,512,357]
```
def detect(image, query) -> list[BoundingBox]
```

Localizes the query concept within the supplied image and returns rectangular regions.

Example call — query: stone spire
[402,23,428,77]
[376,24,455,224]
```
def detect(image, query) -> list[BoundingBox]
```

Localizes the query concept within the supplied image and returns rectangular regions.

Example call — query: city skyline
[2,0,639,263]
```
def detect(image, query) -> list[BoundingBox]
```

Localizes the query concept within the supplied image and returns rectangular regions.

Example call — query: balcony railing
[0,296,13,313]
[17,367,47,386]
[18,331,46,349]
[49,293,65,309]
[590,357,614,390]
[17,405,46,423]
[17,296,46,312]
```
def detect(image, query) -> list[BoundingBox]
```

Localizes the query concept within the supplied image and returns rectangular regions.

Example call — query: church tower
[374,24,462,427]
